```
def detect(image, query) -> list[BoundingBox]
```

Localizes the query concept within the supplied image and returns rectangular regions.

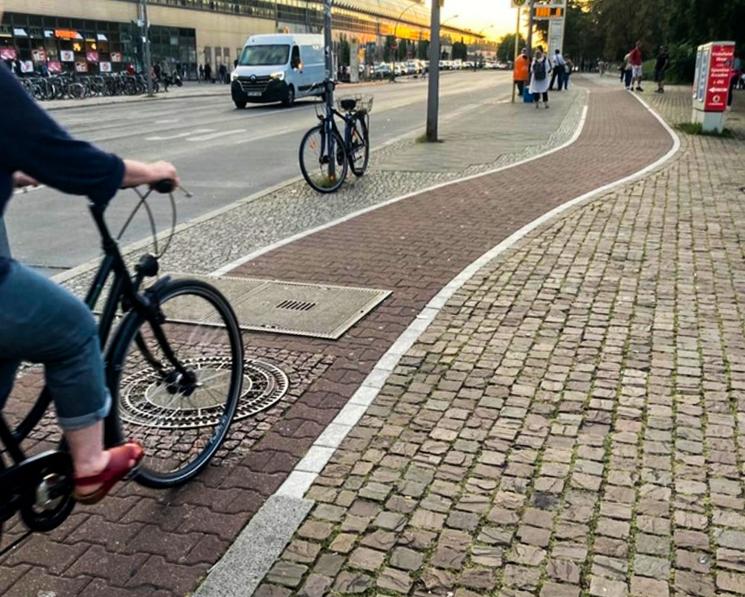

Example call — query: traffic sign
[511,0,528,7]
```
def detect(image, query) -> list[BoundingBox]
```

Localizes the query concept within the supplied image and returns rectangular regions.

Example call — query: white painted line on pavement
[146,128,214,141]
[187,129,247,142]
[196,90,683,597]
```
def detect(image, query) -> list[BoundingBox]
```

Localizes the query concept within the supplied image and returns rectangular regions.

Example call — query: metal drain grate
[276,300,316,312]
[118,356,288,429]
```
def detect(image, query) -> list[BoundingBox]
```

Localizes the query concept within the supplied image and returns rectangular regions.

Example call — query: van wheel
[283,86,295,107]
[234,100,247,109]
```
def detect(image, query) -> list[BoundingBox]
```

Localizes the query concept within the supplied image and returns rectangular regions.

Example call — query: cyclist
[0,64,179,504]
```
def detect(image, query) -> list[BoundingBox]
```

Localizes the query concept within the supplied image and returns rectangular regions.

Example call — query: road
[5,71,511,275]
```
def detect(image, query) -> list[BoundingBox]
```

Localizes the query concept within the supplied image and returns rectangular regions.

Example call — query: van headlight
[270,71,285,81]
[231,70,239,82]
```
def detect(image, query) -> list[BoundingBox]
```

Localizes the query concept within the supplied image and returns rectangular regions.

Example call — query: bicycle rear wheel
[349,113,370,177]
[299,124,348,193]
[107,278,244,488]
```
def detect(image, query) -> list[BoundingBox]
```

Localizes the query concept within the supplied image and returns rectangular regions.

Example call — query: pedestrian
[729,53,742,106]
[654,45,669,93]
[204,62,212,83]
[218,62,227,84]
[563,55,574,89]
[529,48,551,109]
[198,63,204,82]
[621,53,633,90]
[549,48,566,91]
[628,40,643,91]
[513,47,530,97]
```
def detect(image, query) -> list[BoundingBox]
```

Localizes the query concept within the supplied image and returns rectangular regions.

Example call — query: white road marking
[187,129,247,142]
[146,129,214,141]
[154,118,180,124]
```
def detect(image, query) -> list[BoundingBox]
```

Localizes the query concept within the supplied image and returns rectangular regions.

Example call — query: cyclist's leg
[0,261,110,431]
[0,359,19,411]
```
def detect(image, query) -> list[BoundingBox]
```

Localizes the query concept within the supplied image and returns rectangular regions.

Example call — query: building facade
[1,0,481,78]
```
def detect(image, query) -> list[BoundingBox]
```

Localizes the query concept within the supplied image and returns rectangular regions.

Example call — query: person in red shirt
[629,41,643,92]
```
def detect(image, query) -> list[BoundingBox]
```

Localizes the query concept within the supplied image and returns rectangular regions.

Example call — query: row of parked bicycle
[16,72,182,101]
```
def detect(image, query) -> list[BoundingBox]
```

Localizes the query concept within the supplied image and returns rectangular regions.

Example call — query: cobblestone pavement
[249,89,745,596]
[0,81,675,596]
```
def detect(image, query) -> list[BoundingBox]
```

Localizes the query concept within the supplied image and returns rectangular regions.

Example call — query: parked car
[231,33,324,108]
[373,63,392,79]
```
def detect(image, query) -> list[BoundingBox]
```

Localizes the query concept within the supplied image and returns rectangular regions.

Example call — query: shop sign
[111,51,122,62]
[48,60,62,74]
[97,33,108,41]
[86,51,99,63]
[44,30,55,38]
[32,48,47,62]
[20,60,34,73]
[13,28,28,38]
[99,61,112,73]
[0,47,17,60]
[60,50,74,62]
[55,29,82,40]
[75,60,88,73]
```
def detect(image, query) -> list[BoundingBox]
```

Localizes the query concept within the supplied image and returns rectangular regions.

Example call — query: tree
[496,33,527,62]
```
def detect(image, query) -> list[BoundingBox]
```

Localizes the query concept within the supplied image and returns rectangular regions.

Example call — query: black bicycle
[0,182,244,548]
[299,80,372,193]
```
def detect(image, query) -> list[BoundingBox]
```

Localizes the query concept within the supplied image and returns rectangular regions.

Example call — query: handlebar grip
[151,179,176,194]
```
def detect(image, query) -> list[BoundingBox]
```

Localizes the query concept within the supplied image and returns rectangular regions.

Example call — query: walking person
[549,48,566,91]
[529,48,551,109]
[654,46,669,93]
[204,62,213,84]
[621,52,633,90]
[629,40,643,91]
[198,63,204,82]
[218,62,227,84]
[563,55,574,89]
[513,48,530,98]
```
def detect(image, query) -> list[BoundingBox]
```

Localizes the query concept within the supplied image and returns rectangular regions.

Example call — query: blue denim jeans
[0,261,110,430]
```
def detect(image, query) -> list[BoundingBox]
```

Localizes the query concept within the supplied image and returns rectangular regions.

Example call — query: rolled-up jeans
[0,260,110,431]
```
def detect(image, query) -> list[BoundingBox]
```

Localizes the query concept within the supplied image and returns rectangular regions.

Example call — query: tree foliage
[565,0,745,80]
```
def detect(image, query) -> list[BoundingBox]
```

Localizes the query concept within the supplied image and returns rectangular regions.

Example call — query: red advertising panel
[705,42,735,112]
[47,60,62,74]
[0,47,17,61]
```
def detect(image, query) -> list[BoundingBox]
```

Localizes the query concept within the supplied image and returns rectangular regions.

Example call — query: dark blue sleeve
[0,67,124,205]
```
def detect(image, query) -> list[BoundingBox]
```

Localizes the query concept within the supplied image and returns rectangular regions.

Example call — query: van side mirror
[292,58,302,70]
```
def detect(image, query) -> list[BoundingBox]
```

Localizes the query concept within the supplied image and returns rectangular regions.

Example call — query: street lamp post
[138,0,153,97]
[425,0,441,142]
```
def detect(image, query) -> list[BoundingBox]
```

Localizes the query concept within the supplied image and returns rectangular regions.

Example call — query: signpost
[692,41,736,133]
[323,0,336,179]
[511,0,527,103]
[138,0,154,97]
[533,0,567,57]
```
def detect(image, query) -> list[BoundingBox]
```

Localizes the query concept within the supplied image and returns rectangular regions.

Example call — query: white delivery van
[231,33,326,108]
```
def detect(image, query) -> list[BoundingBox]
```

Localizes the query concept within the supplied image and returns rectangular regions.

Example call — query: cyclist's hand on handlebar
[13,171,39,188]
[122,159,180,191]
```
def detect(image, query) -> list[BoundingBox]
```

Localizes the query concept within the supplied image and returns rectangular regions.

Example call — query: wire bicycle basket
[336,94,374,115]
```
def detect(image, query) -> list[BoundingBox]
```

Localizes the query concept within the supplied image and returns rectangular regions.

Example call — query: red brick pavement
[0,82,673,596]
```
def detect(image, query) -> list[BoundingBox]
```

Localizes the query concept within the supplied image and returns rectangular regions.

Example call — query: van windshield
[239,44,290,66]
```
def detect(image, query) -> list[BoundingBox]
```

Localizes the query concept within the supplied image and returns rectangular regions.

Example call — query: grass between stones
[674,122,734,138]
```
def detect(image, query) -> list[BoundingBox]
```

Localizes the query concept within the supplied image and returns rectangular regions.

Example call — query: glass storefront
[0,12,197,77]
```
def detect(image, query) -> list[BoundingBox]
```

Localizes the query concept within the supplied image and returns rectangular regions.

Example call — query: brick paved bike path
[0,82,673,596]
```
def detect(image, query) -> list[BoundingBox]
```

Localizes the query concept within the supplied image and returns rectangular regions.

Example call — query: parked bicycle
[298,80,372,193]
[16,72,168,101]
[0,181,244,553]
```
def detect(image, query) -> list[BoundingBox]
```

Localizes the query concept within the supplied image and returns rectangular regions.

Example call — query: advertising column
[692,41,736,133]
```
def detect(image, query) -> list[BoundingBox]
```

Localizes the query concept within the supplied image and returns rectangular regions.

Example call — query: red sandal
[74,442,144,505]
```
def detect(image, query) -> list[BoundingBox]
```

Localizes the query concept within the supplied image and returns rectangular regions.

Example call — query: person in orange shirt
[514,48,530,96]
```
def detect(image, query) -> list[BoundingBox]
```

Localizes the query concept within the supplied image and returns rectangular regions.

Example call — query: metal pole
[139,0,153,96]
[511,6,521,103]
[526,0,535,59]
[425,0,441,142]
[323,0,336,181]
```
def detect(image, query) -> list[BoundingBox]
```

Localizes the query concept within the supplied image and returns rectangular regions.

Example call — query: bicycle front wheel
[107,278,244,488]
[349,114,370,177]
[299,124,348,193]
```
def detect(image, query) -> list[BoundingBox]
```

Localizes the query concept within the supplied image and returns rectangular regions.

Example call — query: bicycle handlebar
[150,179,177,194]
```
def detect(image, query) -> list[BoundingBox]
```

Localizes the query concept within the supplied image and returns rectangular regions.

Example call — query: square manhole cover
[168,274,390,340]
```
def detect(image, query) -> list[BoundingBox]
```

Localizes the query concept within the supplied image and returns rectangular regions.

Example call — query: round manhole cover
[119,357,288,429]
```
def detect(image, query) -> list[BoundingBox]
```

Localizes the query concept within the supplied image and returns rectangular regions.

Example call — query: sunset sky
[437,0,519,40]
